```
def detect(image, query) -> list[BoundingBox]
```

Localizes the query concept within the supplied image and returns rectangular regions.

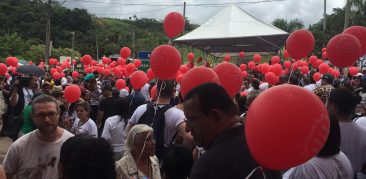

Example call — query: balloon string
[287,63,295,84]
[245,167,267,179]
[153,79,166,122]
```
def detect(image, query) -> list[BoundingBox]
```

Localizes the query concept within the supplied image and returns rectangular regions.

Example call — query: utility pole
[45,0,52,66]
[132,15,136,59]
[323,0,326,33]
[71,31,75,49]
[96,33,99,61]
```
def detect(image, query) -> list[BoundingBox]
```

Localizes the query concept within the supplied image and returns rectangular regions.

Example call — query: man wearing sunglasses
[184,83,279,179]
[2,94,74,179]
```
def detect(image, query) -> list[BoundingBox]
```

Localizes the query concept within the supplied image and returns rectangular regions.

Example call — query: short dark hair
[157,80,175,99]
[75,101,91,113]
[31,94,59,113]
[184,83,237,115]
[329,88,361,116]
[60,135,116,179]
[114,97,130,119]
[317,113,341,157]
[251,79,260,90]
[162,145,193,179]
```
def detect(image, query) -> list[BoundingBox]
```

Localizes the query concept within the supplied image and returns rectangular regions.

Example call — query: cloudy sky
[63,0,346,27]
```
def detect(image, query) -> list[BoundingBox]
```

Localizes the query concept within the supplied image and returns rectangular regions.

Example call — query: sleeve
[101,119,111,140]
[128,105,146,125]
[2,144,19,174]
[173,108,186,128]
[89,121,98,138]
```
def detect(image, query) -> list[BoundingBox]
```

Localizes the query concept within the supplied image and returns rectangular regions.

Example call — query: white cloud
[64,0,346,27]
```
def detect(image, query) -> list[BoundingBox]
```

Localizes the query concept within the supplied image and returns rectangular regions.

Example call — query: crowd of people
[0,62,365,179]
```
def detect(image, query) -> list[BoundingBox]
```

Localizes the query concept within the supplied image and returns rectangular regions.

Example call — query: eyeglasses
[185,112,207,125]
[34,112,59,119]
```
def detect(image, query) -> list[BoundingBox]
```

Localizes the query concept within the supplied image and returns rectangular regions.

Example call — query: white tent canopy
[174,4,289,55]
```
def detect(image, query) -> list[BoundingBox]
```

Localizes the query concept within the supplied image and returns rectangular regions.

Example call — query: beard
[38,124,58,134]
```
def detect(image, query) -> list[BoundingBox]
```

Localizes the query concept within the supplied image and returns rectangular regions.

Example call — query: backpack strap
[152,104,173,161]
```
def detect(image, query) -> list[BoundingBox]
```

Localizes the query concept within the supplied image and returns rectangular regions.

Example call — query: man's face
[42,85,51,95]
[32,102,60,135]
[29,76,38,88]
[184,97,215,149]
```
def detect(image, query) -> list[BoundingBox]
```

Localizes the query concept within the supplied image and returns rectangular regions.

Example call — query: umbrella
[16,65,45,77]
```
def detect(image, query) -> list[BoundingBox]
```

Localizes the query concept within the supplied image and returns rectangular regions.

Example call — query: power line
[58,0,285,7]
[95,6,176,16]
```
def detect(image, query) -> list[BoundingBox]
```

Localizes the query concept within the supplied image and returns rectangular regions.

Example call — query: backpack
[138,102,174,161]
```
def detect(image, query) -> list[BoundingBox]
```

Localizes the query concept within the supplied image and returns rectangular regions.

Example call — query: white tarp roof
[174,4,289,55]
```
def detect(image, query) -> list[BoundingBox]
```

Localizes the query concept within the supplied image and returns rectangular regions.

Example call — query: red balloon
[180,65,189,74]
[91,60,98,66]
[130,70,148,90]
[245,85,330,170]
[271,64,282,76]
[6,57,18,67]
[0,63,7,75]
[334,70,340,78]
[343,26,366,56]
[248,61,255,69]
[242,71,248,78]
[176,74,183,83]
[319,63,329,74]
[224,55,230,62]
[53,72,61,80]
[240,91,248,97]
[253,54,261,63]
[103,69,111,76]
[261,63,270,74]
[146,68,155,80]
[49,58,58,66]
[315,59,323,68]
[322,48,327,53]
[72,59,76,65]
[265,72,277,85]
[301,66,309,75]
[180,67,220,98]
[116,79,126,90]
[188,53,195,62]
[239,51,245,59]
[126,63,136,76]
[271,56,280,64]
[150,85,157,99]
[72,71,79,78]
[283,61,291,69]
[240,64,246,71]
[163,12,185,39]
[327,34,361,68]
[283,50,290,59]
[214,63,243,97]
[349,67,359,76]
[120,47,131,59]
[134,59,142,68]
[50,68,57,75]
[82,55,92,65]
[322,52,328,59]
[286,30,315,59]
[64,85,81,103]
[117,57,126,65]
[150,45,181,80]
[313,72,321,81]
[309,55,317,65]
[102,57,111,65]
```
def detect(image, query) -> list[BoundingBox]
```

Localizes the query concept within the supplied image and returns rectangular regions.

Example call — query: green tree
[272,18,304,33]
[0,33,30,61]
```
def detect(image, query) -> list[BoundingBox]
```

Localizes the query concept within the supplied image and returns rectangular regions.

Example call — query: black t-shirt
[189,123,281,179]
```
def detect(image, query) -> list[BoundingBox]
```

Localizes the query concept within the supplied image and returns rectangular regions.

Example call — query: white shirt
[355,116,366,130]
[283,152,354,179]
[304,84,316,92]
[22,87,34,106]
[129,104,185,147]
[101,115,127,152]
[141,83,150,101]
[71,118,98,138]
[339,122,366,172]
[2,129,74,179]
